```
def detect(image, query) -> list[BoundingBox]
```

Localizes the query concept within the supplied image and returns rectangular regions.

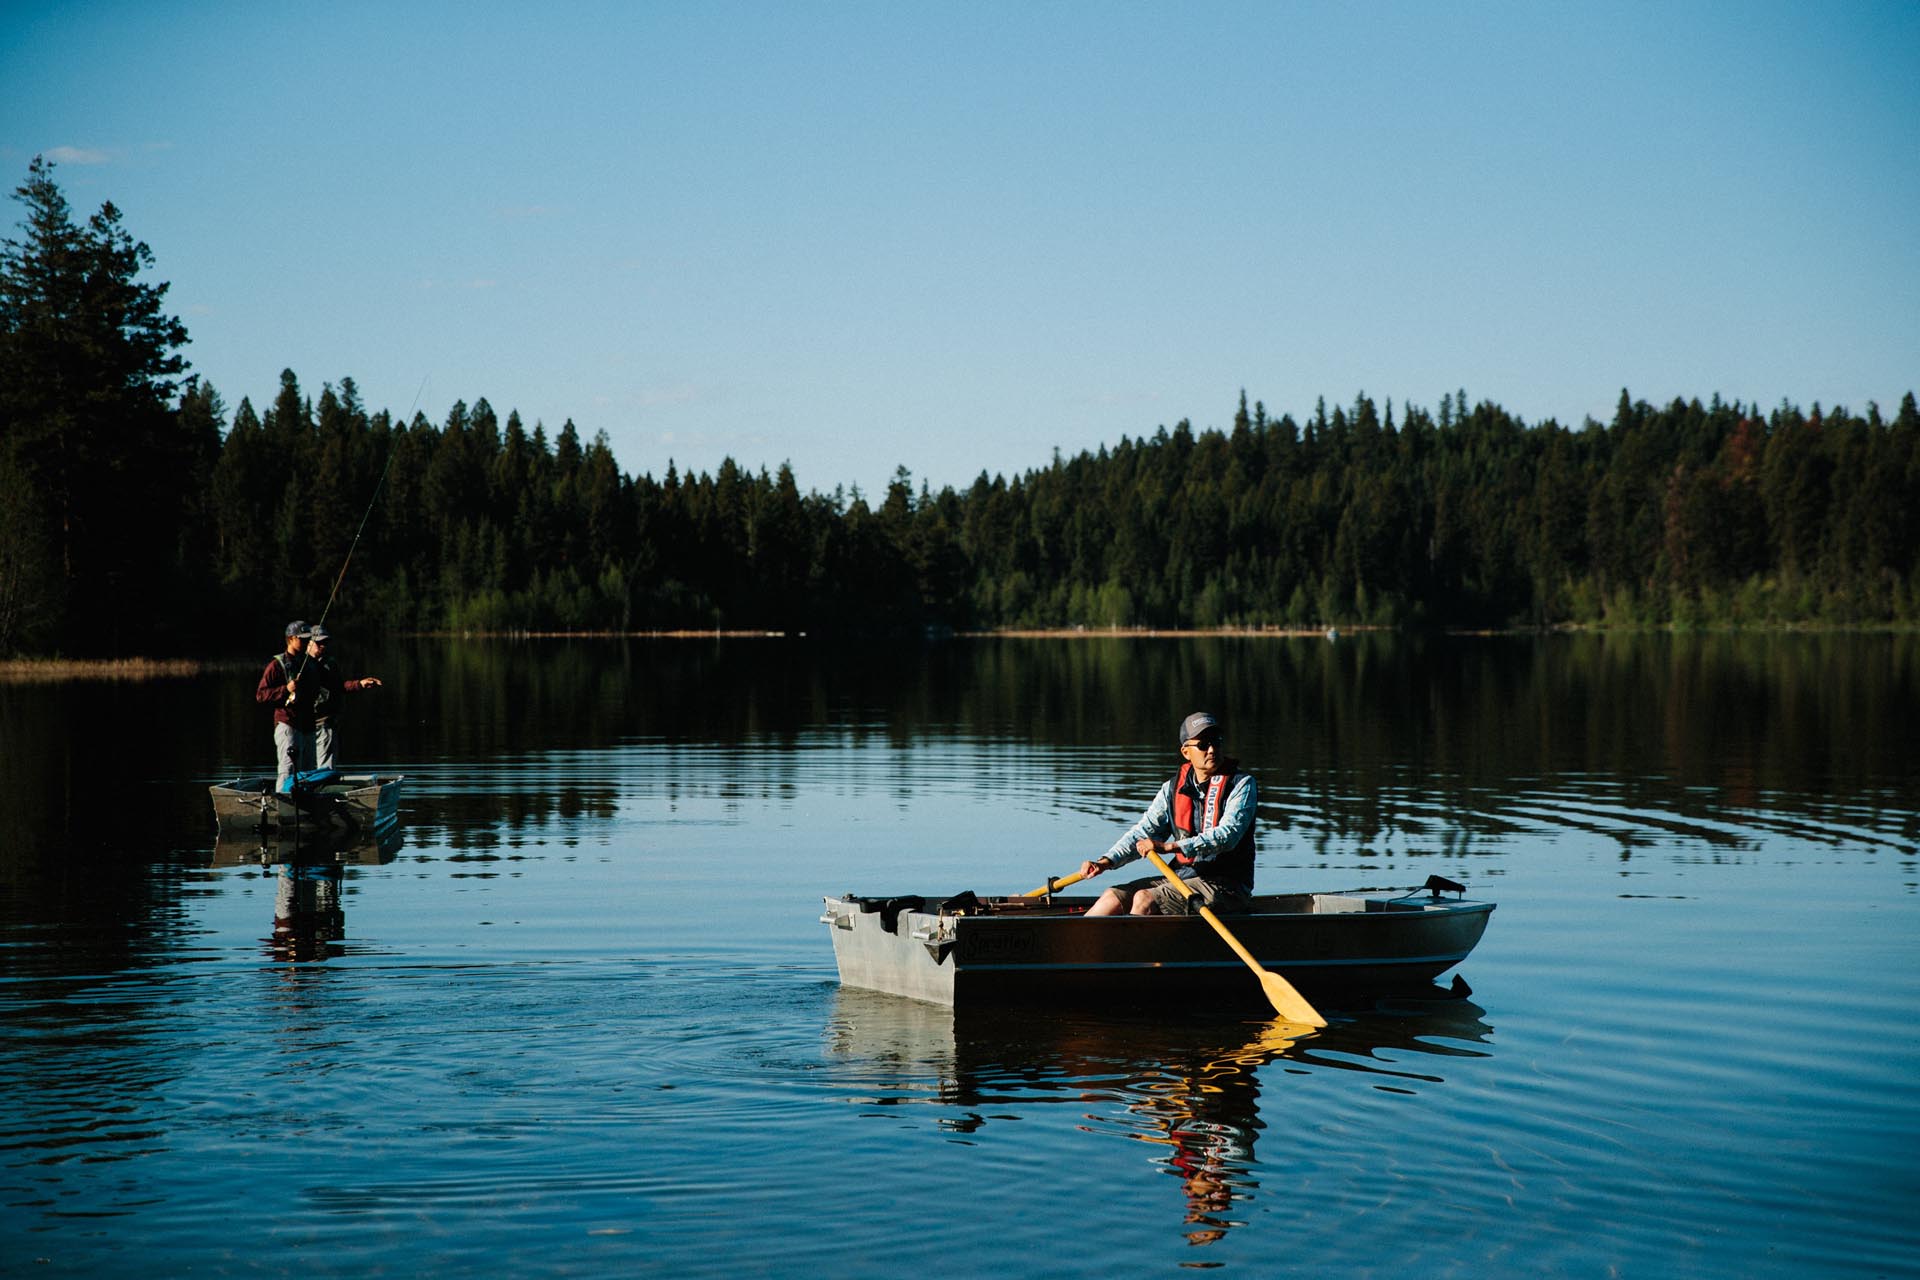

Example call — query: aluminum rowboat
[822,884,1494,1008]
[209,774,403,837]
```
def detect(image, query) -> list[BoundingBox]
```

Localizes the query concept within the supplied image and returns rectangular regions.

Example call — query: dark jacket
[255,652,306,729]
[306,656,374,725]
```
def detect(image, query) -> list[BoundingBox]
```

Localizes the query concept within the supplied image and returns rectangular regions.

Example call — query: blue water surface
[2,634,1916,1277]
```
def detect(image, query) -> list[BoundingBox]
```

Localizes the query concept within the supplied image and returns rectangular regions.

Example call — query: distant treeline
[4,158,1918,656]
[198,379,1920,641]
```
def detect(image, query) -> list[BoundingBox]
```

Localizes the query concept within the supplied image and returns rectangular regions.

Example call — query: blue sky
[4,1,1916,497]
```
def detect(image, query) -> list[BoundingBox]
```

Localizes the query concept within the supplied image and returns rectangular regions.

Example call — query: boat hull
[822,890,1494,1008]
[209,775,403,837]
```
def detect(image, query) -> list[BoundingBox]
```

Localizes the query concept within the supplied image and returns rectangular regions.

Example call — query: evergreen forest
[4,159,1917,658]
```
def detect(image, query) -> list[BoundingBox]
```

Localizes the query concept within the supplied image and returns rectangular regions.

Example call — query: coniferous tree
[8,146,1920,650]
[0,156,193,653]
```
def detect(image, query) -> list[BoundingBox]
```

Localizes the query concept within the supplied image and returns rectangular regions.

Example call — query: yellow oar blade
[1020,870,1087,898]
[1255,968,1327,1028]
[1142,850,1327,1027]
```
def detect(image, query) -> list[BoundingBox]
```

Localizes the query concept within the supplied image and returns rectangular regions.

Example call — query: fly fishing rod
[278,372,428,859]
[275,376,425,846]
[289,375,427,692]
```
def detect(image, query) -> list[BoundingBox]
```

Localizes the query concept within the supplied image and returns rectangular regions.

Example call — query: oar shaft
[1149,856,1254,959]
[1021,870,1087,898]
[1143,850,1199,901]
[1142,850,1326,1027]
[1194,903,1262,968]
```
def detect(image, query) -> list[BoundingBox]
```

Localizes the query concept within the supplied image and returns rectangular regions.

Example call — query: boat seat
[849,895,926,933]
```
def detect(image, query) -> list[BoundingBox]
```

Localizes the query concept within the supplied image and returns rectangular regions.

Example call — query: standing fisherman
[255,621,315,789]
[254,376,418,789]
[303,624,382,769]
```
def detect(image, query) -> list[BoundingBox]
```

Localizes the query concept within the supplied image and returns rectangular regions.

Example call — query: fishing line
[313,374,429,629]
[288,375,426,706]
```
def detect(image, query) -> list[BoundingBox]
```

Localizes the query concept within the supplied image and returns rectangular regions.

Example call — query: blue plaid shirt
[1102,771,1257,878]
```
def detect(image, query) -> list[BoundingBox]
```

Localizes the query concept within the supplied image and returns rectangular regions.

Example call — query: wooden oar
[1142,850,1326,1027]
[1020,870,1088,898]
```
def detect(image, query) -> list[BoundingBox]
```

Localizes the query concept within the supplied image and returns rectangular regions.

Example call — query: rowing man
[1077,712,1257,917]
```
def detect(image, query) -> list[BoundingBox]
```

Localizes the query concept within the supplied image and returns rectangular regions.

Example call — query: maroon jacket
[256,651,309,729]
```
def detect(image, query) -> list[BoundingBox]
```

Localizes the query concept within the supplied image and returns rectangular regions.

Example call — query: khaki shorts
[1103,874,1251,916]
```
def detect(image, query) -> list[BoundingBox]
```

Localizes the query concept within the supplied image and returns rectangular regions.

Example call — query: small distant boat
[209,773,403,838]
[821,880,1494,1008]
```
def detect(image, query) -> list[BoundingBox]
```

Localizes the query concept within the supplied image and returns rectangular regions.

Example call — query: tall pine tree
[0,157,192,652]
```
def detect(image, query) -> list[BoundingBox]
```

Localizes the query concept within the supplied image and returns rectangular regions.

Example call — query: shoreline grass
[6,621,1911,682]
[0,657,225,684]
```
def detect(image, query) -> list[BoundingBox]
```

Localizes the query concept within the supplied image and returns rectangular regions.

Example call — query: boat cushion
[850,895,925,933]
[279,767,344,795]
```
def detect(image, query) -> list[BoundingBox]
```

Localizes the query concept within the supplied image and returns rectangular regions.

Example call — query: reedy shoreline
[8,622,1915,684]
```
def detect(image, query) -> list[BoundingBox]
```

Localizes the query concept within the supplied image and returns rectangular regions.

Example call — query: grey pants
[1105,874,1252,915]
[313,722,336,770]
[274,722,315,788]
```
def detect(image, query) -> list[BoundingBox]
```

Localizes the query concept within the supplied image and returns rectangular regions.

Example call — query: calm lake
[3,633,1916,1277]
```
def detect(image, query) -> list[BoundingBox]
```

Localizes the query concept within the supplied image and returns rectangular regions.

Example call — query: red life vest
[1171,763,1234,861]
[1168,763,1257,892]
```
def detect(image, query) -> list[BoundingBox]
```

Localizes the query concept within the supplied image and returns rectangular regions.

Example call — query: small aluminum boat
[822,880,1494,1008]
[209,774,403,837]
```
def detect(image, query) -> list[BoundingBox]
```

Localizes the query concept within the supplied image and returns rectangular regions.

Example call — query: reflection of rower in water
[1116,1019,1302,1248]
[1121,1000,1494,1244]
[835,1003,1299,1248]
[827,992,1492,1250]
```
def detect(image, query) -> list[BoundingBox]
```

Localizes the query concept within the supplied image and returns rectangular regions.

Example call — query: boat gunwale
[828,891,1496,926]
[211,774,404,796]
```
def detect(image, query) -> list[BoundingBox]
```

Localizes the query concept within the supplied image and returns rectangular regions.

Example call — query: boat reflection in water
[826,986,1493,1249]
[209,827,402,962]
